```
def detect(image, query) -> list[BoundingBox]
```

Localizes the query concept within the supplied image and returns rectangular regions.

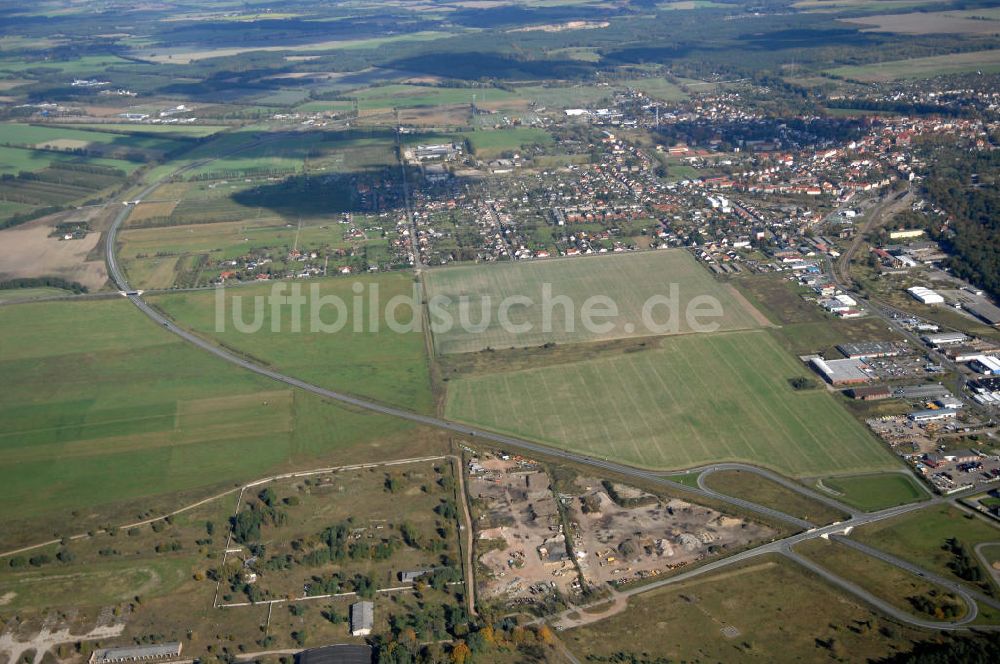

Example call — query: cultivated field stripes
[445,330,899,477]
[424,250,764,354]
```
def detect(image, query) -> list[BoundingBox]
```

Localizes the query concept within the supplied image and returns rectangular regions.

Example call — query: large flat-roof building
[921,332,969,347]
[90,644,182,664]
[971,355,1000,376]
[837,341,903,359]
[809,356,870,386]
[965,300,1000,327]
[908,286,944,305]
[895,384,952,399]
[909,408,959,422]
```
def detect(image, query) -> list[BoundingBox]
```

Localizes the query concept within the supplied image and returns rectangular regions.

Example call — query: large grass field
[817,472,928,511]
[350,84,521,110]
[827,49,1000,81]
[423,250,764,354]
[151,272,434,413]
[460,127,553,158]
[0,123,186,155]
[853,504,1000,596]
[0,145,140,176]
[564,555,924,662]
[514,84,616,108]
[445,329,899,477]
[0,299,413,540]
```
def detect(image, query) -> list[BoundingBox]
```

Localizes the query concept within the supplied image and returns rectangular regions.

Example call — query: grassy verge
[704,470,849,525]
[817,473,927,512]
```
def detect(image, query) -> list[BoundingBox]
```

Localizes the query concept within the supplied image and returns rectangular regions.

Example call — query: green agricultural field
[66,123,228,138]
[151,272,433,413]
[0,145,140,176]
[515,84,616,109]
[854,504,1000,596]
[297,99,356,113]
[445,329,899,477]
[352,84,520,110]
[0,287,73,304]
[564,556,924,662]
[0,299,412,538]
[0,123,185,155]
[0,54,132,76]
[827,49,1000,82]
[423,250,765,355]
[620,77,688,101]
[817,472,928,511]
[461,127,553,158]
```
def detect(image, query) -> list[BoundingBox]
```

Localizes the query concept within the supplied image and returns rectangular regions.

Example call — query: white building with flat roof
[908,286,944,305]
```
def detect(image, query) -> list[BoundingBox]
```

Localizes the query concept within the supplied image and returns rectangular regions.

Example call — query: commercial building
[809,356,870,386]
[908,286,944,305]
[921,332,969,347]
[941,345,990,363]
[90,644,182,664]
[945,449,980,464]
[837,341,902,359]
[971,355,1000,376]
[895,384,952,399]
[350,601,374,637]
[965,300,1000,326]
[413,143,460,161]
[936,396,965,410]
[908,408,959,422]
[849,385,892,400]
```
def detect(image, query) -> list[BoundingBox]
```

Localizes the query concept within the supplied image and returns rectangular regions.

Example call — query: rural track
[98,143,1000,635]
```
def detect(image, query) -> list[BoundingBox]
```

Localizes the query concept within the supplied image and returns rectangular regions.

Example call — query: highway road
[102,148,1000,634]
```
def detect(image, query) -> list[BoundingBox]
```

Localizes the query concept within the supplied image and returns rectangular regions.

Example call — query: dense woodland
[918,146,1000,300]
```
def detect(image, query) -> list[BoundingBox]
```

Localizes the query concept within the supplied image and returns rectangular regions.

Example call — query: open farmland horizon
[3,0,1000,659]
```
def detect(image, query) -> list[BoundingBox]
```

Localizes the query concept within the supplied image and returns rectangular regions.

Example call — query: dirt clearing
[0,211,108,290]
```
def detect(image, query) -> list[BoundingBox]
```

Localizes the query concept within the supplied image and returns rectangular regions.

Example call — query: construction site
[467,453,581,603]
[566,479,774,587]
